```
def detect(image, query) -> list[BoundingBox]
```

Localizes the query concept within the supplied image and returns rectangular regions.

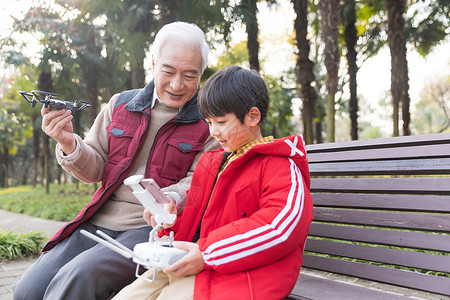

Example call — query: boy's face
[152,40,202,108]
[205,111,260,152]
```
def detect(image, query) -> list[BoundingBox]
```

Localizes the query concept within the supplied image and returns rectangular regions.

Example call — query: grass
[0,183,92,260]
[0,230,46,261]
[0,183,93,221]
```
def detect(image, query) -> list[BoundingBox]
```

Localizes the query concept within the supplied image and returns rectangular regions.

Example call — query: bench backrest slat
[308,223,450,252]
[306,132,450,153]
[312,193,450,212]
[309,158,450,175]
[313,208,450,232]
[306,239,450,273]
[308,144,450,163]
[311,177,450,194]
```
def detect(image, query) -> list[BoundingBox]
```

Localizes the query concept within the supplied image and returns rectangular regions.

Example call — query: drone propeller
[18,91,37,107]
[30,90,60,99]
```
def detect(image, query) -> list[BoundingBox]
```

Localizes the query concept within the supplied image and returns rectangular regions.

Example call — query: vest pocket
[106,122,137,163]
[159,138,204,181]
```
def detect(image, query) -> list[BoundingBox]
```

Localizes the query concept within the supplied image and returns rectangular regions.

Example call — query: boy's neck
[246,128,263,146]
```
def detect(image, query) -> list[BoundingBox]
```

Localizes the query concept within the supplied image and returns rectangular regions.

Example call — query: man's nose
[170,74,183,90]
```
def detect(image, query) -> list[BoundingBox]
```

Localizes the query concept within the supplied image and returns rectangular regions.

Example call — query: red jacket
[43,81,210,251]
[167,135,313,300]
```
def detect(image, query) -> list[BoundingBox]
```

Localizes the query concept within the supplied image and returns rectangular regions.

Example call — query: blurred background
[0,0,449,190]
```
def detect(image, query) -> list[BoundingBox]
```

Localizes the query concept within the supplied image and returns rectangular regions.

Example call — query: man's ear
[247,107,261,126]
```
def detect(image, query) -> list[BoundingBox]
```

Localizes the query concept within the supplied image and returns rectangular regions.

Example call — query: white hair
[151,21,209,73]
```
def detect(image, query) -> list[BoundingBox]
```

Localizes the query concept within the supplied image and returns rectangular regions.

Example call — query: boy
[114,66,313,300]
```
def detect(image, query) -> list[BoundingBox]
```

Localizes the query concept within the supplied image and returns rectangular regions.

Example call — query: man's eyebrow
[162,63,199,74]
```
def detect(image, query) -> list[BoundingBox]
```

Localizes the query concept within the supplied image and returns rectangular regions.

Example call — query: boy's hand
[143,195,177,229]
[163,242,204,277]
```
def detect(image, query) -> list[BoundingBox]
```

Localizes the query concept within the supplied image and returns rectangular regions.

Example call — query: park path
[0,210,65,300]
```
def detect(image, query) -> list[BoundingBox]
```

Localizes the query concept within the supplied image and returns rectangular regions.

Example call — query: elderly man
[13,21,218,300]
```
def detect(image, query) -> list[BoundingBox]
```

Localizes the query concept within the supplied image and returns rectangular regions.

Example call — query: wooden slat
[290,273,410,300]
[309,158,450,176]
[310,177,450,194]
[312,193,450,212]
[313,208,450,232]
[306,132,450,153]
[307,144,450,163]
[307,223,450,252]
[304,239,450,273]
[301,255,450,295]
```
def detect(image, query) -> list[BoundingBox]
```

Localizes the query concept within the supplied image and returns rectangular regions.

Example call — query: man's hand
[143,195,177,229]
[163,242,204,277]
[41,106,76,155]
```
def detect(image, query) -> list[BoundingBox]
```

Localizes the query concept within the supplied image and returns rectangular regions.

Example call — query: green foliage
[354,0,387,62]
[406,0,450,57]
[0,230,45,260]
[0,109,32,155]
[0,184,92,221]
[261,72,297,138]
[216,40,249,69]
[412,98,449,134]
[4,65,38,113]
[412,75,450,134]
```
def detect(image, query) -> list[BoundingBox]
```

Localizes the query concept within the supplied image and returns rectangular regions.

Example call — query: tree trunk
[292,0,317,145]
[159,0,177,28]
[32,111,40,187]
[315,118,323,144]
[386,0,410,136]
[2,145,9,188]
[83,26,100,127]
[43,135,50,193]
[242,0,260,72]
[129,1,154,89]
[131,64,146,89]
[319,0,340,143]
[343,0,358,140]
[21,153,28,185]
[38,71,54,194]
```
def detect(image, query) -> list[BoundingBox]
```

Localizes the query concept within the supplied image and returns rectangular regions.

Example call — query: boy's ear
[247,107,261,126]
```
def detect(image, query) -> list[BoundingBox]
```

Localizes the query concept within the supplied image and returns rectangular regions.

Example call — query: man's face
[152,40,203,108]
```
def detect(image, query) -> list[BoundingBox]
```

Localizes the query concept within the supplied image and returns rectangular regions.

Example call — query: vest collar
[125,80,202,122]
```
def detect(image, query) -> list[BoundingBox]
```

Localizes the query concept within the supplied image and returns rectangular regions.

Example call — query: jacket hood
[123,80,202,122]
[247,135,311,189]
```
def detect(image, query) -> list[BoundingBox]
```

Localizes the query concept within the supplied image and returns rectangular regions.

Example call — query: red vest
[43,82,209,251]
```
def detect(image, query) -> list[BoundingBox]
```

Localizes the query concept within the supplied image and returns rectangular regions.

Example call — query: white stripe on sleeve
[203,158,305,266]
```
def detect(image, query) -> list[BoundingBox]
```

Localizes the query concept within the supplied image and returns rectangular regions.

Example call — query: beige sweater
[56,93,218,231]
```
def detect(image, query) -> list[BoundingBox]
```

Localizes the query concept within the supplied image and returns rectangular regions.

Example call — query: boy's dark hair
[198,66,270,124]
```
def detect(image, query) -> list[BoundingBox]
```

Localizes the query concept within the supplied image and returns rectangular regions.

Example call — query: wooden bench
[288,132,450,300]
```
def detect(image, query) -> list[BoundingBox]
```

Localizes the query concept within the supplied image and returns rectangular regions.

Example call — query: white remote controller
[81,175,187,283]
[133,242,187,269]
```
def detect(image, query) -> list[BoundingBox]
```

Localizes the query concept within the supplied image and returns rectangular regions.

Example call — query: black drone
[19,90,90,113]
